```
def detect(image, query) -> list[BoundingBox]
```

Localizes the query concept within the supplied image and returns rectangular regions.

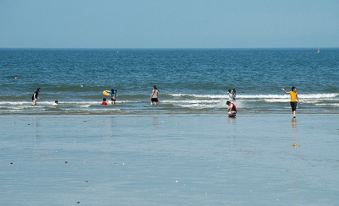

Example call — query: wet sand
[0,114,339,206]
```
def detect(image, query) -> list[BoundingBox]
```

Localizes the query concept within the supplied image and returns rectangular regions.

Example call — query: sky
[0,0,338,48]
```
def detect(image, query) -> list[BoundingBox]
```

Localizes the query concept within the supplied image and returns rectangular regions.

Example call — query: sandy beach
[0,114,338,205]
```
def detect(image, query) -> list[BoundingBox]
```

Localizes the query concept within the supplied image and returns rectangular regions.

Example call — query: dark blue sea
[0,48,338,114]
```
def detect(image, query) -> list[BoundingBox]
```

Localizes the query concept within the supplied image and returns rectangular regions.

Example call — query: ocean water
[0,48,338,114]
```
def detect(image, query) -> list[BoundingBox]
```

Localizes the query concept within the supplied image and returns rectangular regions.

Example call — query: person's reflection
[290,117,300,205]
[152,116,160,128]
[32,116,43,159]
[227,115,237,124]
[291,118,299,148]
[291,118,297,129]
[33,116,40,144]
[108,117,115,138]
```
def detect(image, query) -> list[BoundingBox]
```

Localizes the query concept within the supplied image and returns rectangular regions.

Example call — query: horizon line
[0,47,338,50]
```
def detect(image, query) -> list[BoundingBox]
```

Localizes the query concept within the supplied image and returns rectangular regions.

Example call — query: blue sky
[0,0,338,48]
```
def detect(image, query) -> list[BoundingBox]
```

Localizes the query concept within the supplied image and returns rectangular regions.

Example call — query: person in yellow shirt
[283,86,299,118]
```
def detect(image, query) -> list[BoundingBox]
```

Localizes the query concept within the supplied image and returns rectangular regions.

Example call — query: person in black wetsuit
[31,88,40,106]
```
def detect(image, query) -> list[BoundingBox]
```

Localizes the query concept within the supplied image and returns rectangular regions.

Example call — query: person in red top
[226,101,237,118]
[101,98,107,106]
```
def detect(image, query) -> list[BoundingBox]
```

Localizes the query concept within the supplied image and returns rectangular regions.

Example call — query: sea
[0,48,338,115]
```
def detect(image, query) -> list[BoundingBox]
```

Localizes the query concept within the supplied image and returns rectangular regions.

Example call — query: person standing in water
[227,88,236,101]
[110,89,117,105]
[150,85,159,105]
[31,88,40,106]
[283,86,299,118]
[226,101,237,118]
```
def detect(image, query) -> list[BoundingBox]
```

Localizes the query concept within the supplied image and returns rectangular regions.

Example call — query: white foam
[264,99,289,103]
[161,100,220,104]
[315,103,339,107]
[177,103,216,109]
[295,93,338,99]
[0,100,137,106]
[0,101,38,105]
[162,99,227,109]
[79,105,91,108]
[170,93,227,99]
[264,99,322,103]
[75,108,121,111]
[169,93,339,99]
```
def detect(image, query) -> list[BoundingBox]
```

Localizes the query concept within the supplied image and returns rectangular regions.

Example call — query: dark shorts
[290,102,297,111]
[151,98,159,102]
[228,112,236,118]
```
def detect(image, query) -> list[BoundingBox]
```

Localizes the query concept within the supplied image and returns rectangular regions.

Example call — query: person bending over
[226,101,237,118]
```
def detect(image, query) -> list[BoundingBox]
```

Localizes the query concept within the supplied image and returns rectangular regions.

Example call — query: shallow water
[1,49,339,114]
[0,114,338,205]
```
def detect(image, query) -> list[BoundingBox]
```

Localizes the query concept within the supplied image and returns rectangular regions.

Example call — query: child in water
[101,98,107,106]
